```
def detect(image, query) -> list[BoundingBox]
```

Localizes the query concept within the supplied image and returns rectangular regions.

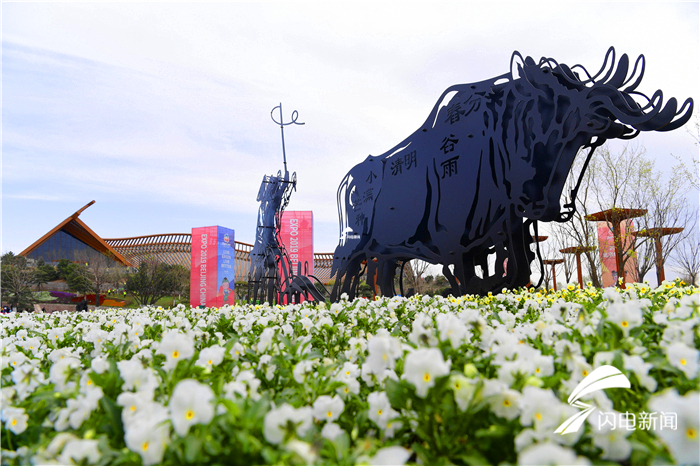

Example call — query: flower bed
[70,294,106,306]
[1,281,698,465]
[49,291,77,304]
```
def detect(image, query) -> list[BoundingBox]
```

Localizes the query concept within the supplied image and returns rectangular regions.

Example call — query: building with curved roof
[19,201,335,284]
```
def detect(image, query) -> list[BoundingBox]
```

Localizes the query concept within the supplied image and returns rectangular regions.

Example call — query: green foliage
[33,291,58,302]
[1,252,35,309]
[66,264,93,295]
[33,263,59,290]
[358,281,374,299]
[56,259,78,280]
[126,261,188,306]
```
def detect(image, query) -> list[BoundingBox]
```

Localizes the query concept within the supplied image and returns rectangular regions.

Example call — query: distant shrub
[33,291,57,302]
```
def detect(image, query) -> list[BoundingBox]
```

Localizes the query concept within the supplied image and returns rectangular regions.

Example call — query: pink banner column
[279,211,314,302]
[190,226,236,308]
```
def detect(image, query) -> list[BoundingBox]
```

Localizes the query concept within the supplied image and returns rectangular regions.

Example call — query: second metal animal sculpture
[331,48,693,300]
[248,104,326,304]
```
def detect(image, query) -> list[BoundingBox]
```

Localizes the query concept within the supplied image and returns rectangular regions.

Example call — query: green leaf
[184,435,203,463]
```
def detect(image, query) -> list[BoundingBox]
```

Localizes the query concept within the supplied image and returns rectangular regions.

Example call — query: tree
[71,250,125,305]
[1,252,35,310]
[33,261,58,291]
[403,259,431,295]
[56,259,77,280]
[673,230,700,286]
[125,259,183,306]
[560,142,696,286]
[66,263,93,295]
[632,173,696,283]
[586,144,655,284]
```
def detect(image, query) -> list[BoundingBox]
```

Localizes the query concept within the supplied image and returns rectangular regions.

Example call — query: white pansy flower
[367,391,399,429]
[55,386,104,431]
[229,342,244,360]
[402,348,450,398]
[365,335,402,374]
[436,313,468,349]
[519,386,561,430]
[293,359,317,384]
[58,439,101,465]
[665,342,699,379]
[606,302,643,336]
[117,391,155,428]
[1,407,29,434]
[11,363,46,400]
[648,389,700,465]
[90,356,109,374]
[590,416,632,462]
[14,337,43,357]
[6,351,27,369]
[483,379,521,420]
[312,395,344,422]
[263,403,313,445]
[169,379,215,436]
[257,328,276,353]
[117,359,159,395]
[518,442,591,465]
[449,374,477,412]
[357,446,411,465]
[223,370,262,401]
[321,422,344,440]
[155,331,195,370]
[49,357,82,391]
[592,351,615,368]
[124,404,170,466]
[195,345,226,370]
[622,354,657,392]
[285,439,317,464]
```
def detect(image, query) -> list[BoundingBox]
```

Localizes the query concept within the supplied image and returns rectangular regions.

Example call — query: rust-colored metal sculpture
[634,227,684,284]
[560,245,597,288]
[543,258,565,291]
[331,48,693,299]
[586,208,647,287]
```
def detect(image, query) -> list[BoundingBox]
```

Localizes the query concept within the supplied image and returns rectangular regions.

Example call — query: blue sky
[2,2,698,266]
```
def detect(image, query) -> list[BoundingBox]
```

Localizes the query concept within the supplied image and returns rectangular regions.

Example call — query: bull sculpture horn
[621,54,645,93]
[510,51,526,80]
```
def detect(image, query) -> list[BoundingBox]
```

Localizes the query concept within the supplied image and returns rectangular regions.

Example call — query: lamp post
[633,227,684,285]
[585,208,647,288]
[560,246,597,288]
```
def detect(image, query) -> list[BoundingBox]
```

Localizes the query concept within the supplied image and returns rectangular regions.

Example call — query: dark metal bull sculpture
[330,48,693,300]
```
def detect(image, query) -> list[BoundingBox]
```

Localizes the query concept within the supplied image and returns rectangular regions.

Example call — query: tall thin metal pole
[278,103,287,173]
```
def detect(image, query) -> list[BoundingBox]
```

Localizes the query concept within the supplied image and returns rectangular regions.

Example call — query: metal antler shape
[271,103,305,173]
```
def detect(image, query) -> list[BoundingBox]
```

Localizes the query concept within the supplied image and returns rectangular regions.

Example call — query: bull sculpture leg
[365,258,379,298]
[333,254,365,301]
[462,211,533,295]
[377,258,396,298]
[442,265,459,296]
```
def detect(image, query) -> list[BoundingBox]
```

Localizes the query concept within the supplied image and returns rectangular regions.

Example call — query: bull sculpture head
[330,48,693,300]
[504,47,692,223]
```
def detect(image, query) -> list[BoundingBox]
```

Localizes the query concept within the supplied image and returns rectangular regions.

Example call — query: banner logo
[554,365,630,434]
